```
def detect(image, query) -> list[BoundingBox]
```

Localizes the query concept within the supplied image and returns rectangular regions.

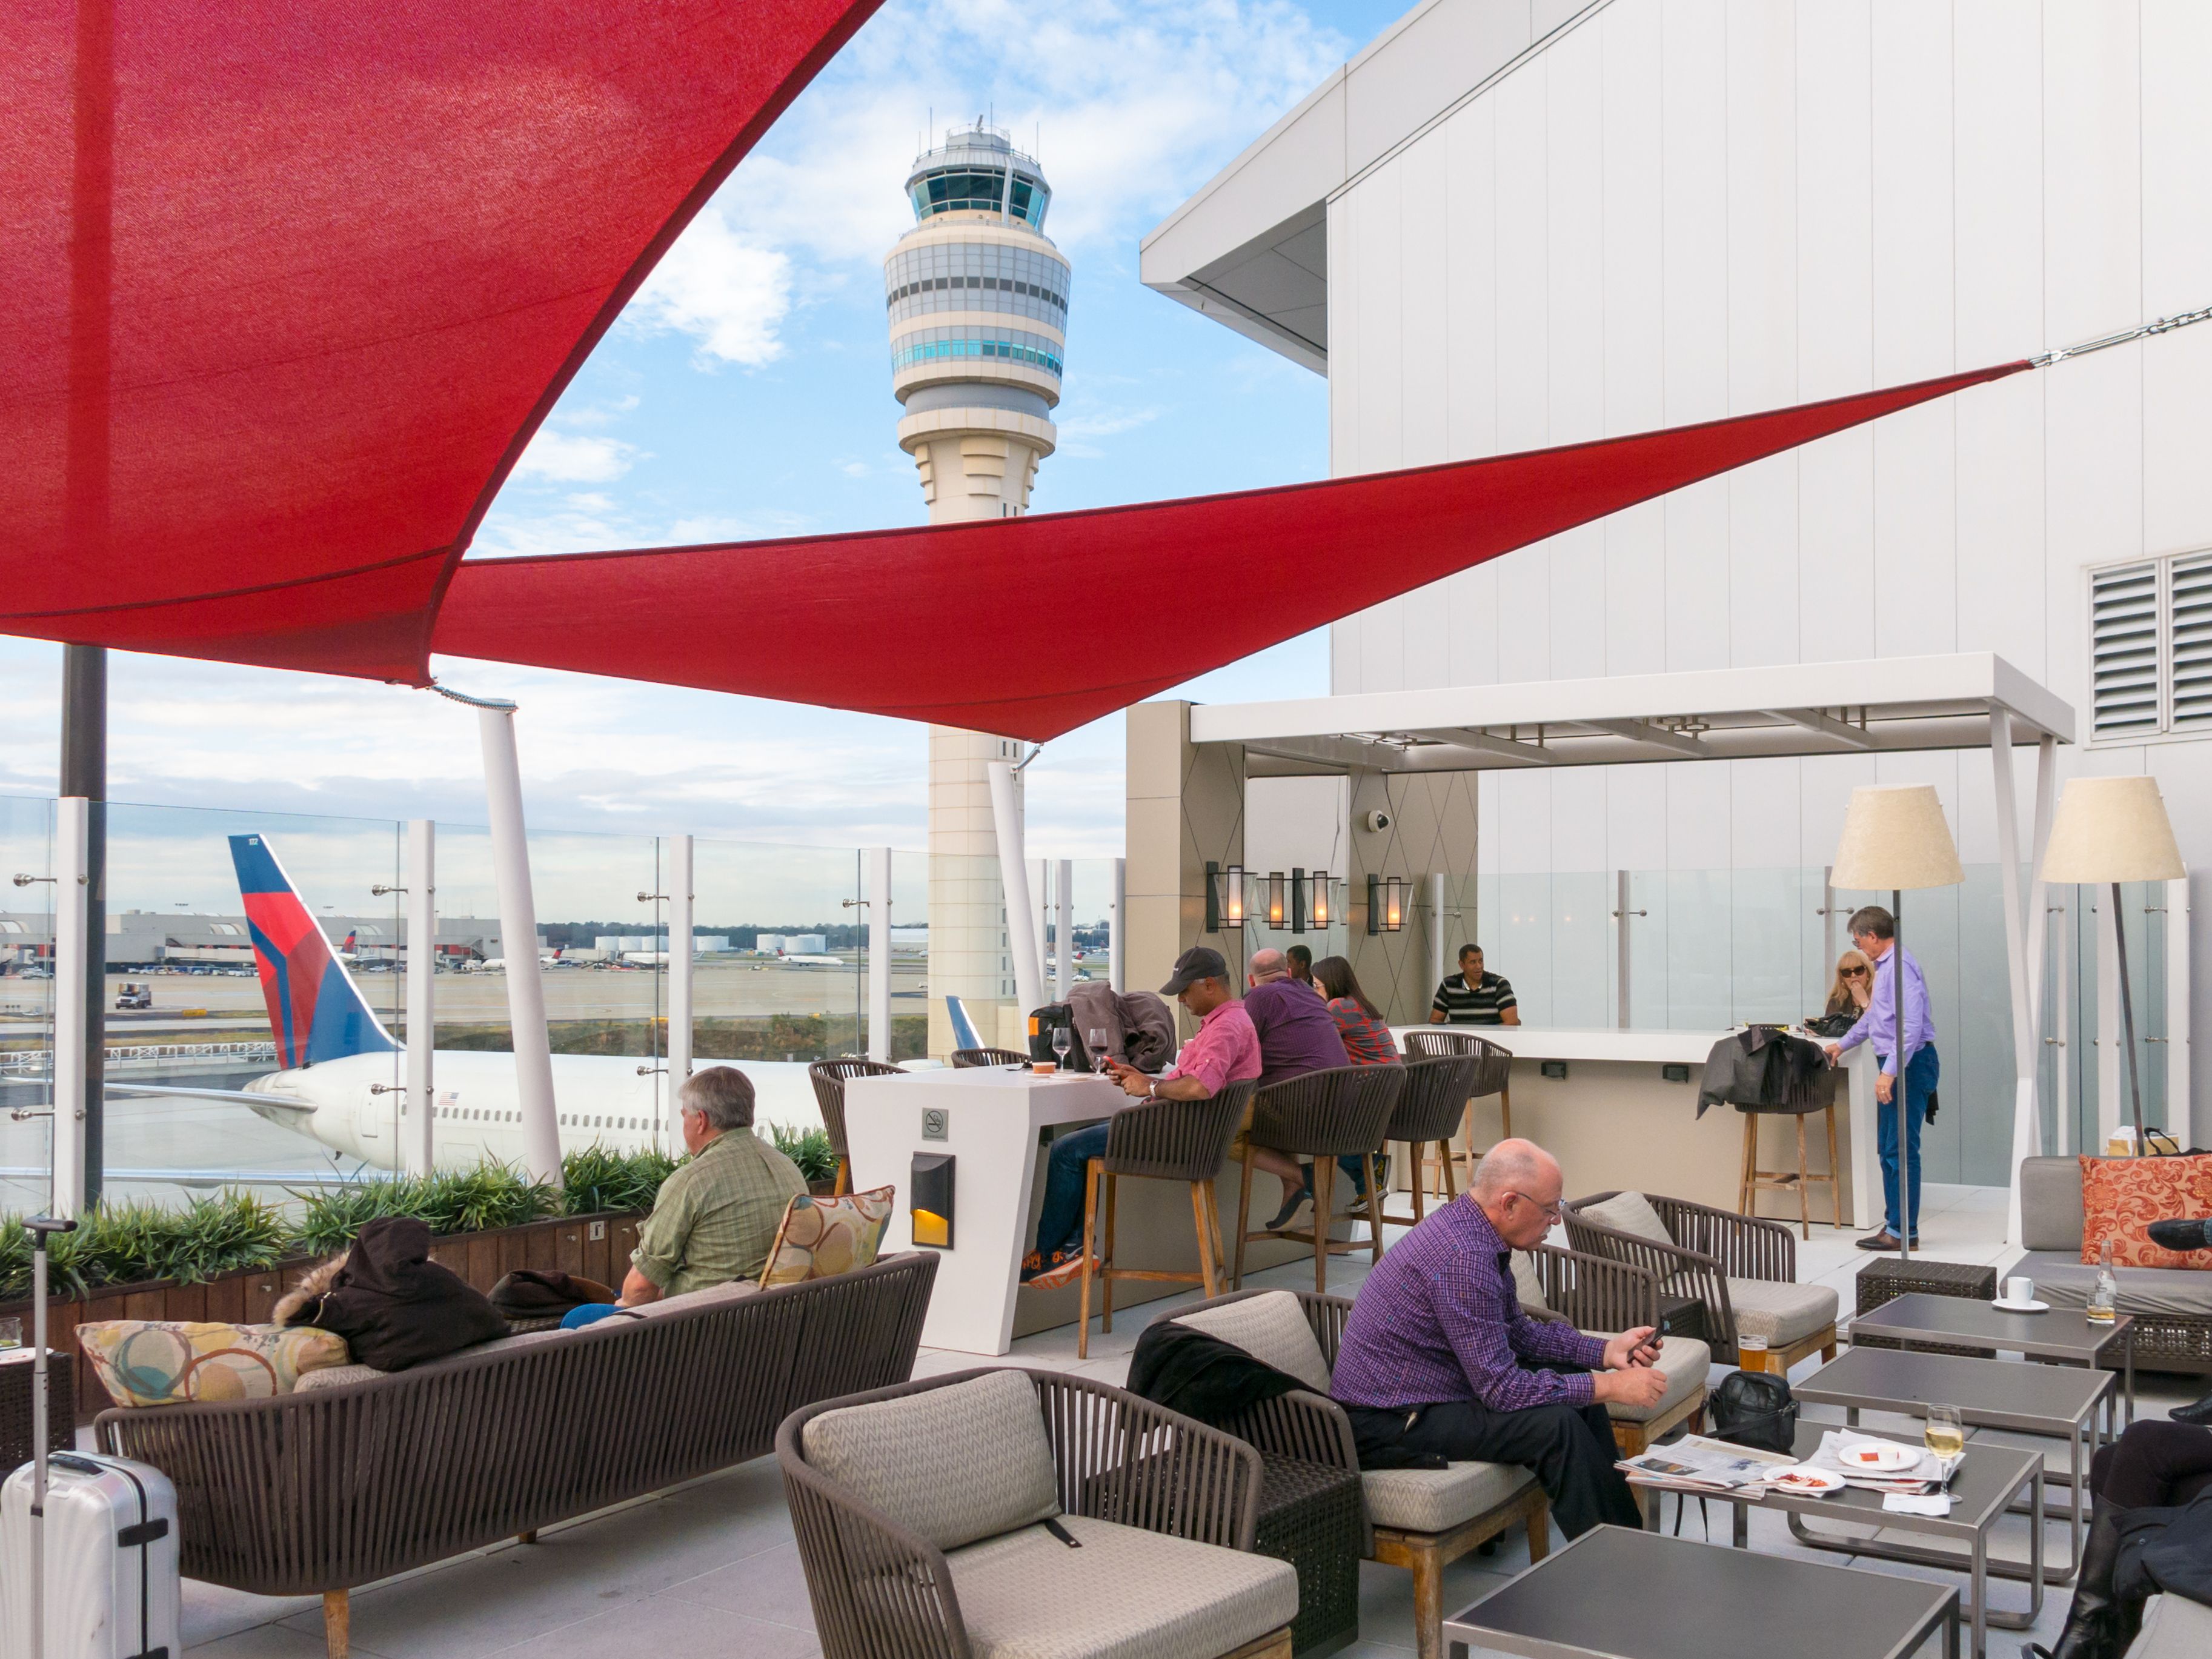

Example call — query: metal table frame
[1850,1293,2136,1423]
[1441,1524,1958,1659]
[1630,1422,2041,1659]
[1798,1343,2117,1588]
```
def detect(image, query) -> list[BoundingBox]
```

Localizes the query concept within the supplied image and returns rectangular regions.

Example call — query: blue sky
[0,0,1410,859]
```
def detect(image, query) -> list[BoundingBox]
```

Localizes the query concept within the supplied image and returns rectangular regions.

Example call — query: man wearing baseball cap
[1021,947,1261,1288]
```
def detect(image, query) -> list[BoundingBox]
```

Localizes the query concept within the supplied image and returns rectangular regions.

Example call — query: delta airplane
[107,835,824,1173]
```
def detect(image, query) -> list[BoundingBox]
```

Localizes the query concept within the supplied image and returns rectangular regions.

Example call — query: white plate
[1991,1298,2050,1313]
[1765,1466,1847,1497]
[1839,1441,1919,1474]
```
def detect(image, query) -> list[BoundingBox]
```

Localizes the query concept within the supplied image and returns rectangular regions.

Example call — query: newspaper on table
[1617,1434,1795,1493]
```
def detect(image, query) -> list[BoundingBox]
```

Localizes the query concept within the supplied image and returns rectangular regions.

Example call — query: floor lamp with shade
[2037,776,2185,1157]
[1828,785,1964,1262]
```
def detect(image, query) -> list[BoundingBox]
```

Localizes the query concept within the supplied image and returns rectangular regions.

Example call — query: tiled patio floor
[174,1183,2199,1658]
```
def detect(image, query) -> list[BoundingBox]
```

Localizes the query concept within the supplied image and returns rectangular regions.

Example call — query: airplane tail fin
[228,834,399,1068]
[945,994,983,1053]
[340,929,357,953]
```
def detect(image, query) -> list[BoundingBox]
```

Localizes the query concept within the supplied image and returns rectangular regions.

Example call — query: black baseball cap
[1160,946,1229,995]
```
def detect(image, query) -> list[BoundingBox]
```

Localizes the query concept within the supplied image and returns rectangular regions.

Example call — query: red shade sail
[0,0,882,680]
[435,361,2030,741]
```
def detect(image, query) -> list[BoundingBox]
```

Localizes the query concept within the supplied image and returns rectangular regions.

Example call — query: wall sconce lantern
[1289,867,1306,933]
[1266,871,1286,928]
[1206,862,1248,933]
[1310,870,1330,928]
[1368,873,1407,934]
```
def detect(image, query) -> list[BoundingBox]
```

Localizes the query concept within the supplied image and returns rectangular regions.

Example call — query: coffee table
[1795,1346,2113,1587]
[1441,1524,1958,1659]
[1626,1420,2039,1659]
[1848,1292,2136,1423]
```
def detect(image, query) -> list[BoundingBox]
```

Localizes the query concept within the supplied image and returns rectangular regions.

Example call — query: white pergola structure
[1186,652,2074,1241]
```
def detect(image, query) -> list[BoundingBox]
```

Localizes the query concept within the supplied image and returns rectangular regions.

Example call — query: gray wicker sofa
[2014,1157,2212,1374]
[96,1251,938,1658]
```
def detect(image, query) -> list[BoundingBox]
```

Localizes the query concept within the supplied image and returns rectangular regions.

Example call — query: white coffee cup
[2005,1275,2034,1306]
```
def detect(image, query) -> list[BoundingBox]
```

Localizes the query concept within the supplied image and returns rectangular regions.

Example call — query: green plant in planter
[766,1121,838,1186]
[0,1214,92,1302]
[291,1165,556,1258]
[0,1192,291,1302]
[560,1145,680,1217]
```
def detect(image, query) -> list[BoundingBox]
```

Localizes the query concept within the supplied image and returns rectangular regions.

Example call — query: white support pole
[867,846,892,1061]
[1054,858,1074,1003]
[1614,869,1633,1030]
[1430,873,1448,1003]
[1990,710,2038,1245]
[666,835,695,1129]
[51,797,89,1218]
[2167,873,2193,1146]
[988,760,1045,1017]
[2024,736,2059,1115]
[477,705,562,1188]
[405,819,436,1178]
[1109,857,1126,993]
[2097,891,2122,1149]
[2052,889,2073,1155]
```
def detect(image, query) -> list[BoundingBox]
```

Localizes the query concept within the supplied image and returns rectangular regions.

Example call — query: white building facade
[1147,0,2212,1174]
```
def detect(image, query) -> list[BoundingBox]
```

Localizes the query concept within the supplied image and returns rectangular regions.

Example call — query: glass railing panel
[689,839,867,1065]
[0,796,55,1214]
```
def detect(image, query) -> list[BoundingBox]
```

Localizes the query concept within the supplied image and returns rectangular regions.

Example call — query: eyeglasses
[1506,1191,1565,1220]
[1843,967,1869,979]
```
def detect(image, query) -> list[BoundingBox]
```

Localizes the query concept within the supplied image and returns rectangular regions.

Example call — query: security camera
[1361,809,1393,833]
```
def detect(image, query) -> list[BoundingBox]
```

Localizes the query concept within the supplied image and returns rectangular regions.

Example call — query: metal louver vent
[2169,553,2212,731]
[2090,562,2161,740]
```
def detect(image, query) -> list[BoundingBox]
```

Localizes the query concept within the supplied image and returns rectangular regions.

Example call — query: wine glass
[1052,1025,1072,1070]
[1924,1402,1964,1461]
[1088,1028,1111,1072]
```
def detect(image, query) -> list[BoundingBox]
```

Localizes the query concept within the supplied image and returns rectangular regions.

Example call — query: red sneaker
[1028,1248,1094,1290]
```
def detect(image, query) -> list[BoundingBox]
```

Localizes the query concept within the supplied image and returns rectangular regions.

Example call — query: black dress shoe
[2147,1217,2212,1251]
[2173,1388,2212,1426]
[1856,1231,1902,1251]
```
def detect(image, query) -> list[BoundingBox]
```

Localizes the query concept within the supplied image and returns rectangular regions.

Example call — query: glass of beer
[1925,1402,1965,1461]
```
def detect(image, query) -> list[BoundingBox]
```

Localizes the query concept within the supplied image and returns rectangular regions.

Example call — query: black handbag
[1705,1369,1798,1456]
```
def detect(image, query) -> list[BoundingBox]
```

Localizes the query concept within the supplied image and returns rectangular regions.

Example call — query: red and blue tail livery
[228,834,397,1068]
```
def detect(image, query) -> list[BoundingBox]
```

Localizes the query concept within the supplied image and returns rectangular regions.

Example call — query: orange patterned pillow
[2078,1154,2212,1268]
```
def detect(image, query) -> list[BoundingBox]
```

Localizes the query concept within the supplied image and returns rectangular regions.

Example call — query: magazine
[1616,1435,1795,1493]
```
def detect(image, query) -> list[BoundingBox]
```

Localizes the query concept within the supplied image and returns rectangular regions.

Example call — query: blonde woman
[1826,949,1875,1019]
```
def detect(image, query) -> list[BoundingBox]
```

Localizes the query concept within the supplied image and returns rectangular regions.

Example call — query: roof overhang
[1188,654,2073,774]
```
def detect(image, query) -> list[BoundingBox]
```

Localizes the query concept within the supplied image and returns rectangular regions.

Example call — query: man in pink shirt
[1023,948,1260,1288]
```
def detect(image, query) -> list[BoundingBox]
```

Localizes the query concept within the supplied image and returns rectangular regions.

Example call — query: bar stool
[1399,1029,1513,1194]
[1373,1056,1487,1230]
[1234,1065,1405,1293]
[1735,1079,1841,1239]
[950,1046,1026,1068]
[806,1058,902,1195]
[1075,1079,1253,1358]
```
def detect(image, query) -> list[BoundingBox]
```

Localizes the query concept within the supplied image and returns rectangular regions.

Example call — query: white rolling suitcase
[1,1451,181,1659]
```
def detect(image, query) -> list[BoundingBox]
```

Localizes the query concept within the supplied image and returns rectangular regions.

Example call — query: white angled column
[867,847,893,1061]
[988,760,1045,1017]
[476,703,562,1188]
[1054,858,1074,1003]
[51,797,90,1218]
[1109,857,1126,993]
[405,819,436,1178]
[666,834,694,1135]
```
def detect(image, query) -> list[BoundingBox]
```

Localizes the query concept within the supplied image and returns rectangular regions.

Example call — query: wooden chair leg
[1409,1139,1425,1225]
[1233,1152,1255,1289]
[833,1155,850,1198]
[1101,1171,1118,1332]
[1437,1139,1458,1200]
[1409,1543,1444,1659]
[1077,1159,1100,1359]
[1795,1116,1811,1239]
[1825,1104,1842,1228]
[1189,1181,1219,1298]
[324,1590,350,1659]
[1365,1152,1384,1263]
[1459,1099,1476,1187]
[1312,1156,1335,1294]
[1526,1497,1550,1561]
[1204,1179,1227,1272]
[1499,1082,1511,1140]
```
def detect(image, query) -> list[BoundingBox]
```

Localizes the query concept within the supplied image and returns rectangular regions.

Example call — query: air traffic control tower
[884,124,1069,1056]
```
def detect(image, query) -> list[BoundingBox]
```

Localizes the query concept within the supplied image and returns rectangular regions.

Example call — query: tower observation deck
[885,125,1068,517]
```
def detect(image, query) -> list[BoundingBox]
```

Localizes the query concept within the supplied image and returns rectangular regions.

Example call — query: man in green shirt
[563,1066,805,1326]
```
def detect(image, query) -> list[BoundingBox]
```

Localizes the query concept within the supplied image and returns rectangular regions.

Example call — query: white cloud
[511,430,637,484]
[625,208,794,367]
[839,460,871,478]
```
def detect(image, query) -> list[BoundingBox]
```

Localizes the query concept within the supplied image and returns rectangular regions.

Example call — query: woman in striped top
[1312,955,1400,1066]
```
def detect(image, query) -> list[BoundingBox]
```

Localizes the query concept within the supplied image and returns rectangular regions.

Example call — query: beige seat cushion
[2014,1252,2212,1318]
[1726,1278,1838,1346]
[802,1369,1060,1552]
[1361,1460,1535,1533]
[1172,1291,1334,1394]
[1510,1252,1550,1315]
[2128,1594,2212,1659]
[1581,1191,1675,1248]
[946,1514,1296,1659]
[631,1279,761,1319]
[1587,1334,1710,1423]
[293,1361,385,1394]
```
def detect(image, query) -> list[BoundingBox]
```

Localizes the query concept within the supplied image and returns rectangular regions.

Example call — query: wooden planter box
[0,1210,645,1424]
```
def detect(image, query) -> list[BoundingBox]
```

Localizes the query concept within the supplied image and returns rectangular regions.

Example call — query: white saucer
[1991,1298,2050,1313]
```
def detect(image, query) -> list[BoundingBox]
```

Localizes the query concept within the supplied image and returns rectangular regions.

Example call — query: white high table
[843,1066,1126,1355]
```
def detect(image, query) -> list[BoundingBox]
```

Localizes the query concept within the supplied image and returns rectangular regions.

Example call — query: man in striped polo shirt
[1430,944,1520,1026]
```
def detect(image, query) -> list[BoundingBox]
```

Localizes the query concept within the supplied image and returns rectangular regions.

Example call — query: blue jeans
[560,1303,622,1329]
[1035,1122,1111,1258]
[1876,1046,1940,1236]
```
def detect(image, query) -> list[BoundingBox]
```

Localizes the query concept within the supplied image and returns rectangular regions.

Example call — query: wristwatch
[1146,1080,1158,1099]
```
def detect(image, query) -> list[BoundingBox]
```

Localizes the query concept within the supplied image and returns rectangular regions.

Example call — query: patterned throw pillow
[760,1185,895,1287]
[2079,1154,2212,1269]
[79,1320,351,1408]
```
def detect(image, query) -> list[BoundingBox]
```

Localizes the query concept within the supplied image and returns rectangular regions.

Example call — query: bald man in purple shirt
[1331,1139,1664,1537]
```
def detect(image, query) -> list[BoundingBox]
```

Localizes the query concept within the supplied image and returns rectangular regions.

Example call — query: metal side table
[1443,1524,1958,1659]
[1795,1345,2113,1586]
[1848,1292,2135,1424]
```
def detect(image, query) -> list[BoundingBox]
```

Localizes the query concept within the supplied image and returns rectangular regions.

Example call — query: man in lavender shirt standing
[1331,1140,1664,1537]
[1823,904,1940,1252]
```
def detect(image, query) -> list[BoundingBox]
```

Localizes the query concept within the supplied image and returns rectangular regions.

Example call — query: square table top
[1797,1345,2112,1432]
[1627,1421,2038,1539]
[1442,1524,1956,1659]
[1851,1292,2130,1362]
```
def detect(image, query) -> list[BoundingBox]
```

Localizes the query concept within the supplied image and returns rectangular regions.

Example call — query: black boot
[2023,1509,2127,1659]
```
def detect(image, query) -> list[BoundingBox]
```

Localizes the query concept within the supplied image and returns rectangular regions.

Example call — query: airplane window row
[417,1106,649,1133]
